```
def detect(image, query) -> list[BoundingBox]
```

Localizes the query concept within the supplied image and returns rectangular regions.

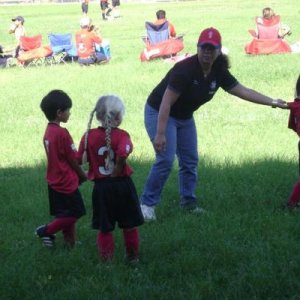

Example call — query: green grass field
[1,0,300,299]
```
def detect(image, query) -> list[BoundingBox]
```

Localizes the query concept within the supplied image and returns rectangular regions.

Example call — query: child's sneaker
[190,206,206,214]
[182,203,206,214]
[35,225,56,248]
[140,204,156,221]
[124,254,139,266]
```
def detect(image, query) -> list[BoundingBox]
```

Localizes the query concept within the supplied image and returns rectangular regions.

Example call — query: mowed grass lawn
[1,0,300,299]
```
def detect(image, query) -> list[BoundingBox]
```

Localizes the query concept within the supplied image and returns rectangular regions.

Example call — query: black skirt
[92,177,144,232]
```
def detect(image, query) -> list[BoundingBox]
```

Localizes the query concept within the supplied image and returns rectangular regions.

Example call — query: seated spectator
[260,8,299,53]
[245,7,293,55]
[256,7,291,39]
[8,16,26,57]
[154,10,176,38]
[0,46,8,68]
[75,17,108,66]
[0,45,15,68]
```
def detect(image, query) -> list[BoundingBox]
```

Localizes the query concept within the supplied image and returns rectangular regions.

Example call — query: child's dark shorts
[112,0,120,7]
[48,186,86,218]
[100,1,109,10]
[92,176,144,232]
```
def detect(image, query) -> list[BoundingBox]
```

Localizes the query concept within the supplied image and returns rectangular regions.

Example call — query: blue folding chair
[48,33,77,64]
[95,39,111,60]
[145,21,169,45]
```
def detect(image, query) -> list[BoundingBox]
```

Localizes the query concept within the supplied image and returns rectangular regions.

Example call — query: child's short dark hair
[156,10,166,20]
[296,75,300,98]
[40,90,72,121]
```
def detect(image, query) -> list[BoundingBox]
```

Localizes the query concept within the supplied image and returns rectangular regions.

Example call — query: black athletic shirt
[147,54,239,119]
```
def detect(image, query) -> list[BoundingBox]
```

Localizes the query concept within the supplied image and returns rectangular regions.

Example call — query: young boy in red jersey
[36,90,87,247]
[287,75,300,207]
[78,95,144,263]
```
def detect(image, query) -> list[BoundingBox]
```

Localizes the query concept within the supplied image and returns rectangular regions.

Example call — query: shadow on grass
[0,157,299,299]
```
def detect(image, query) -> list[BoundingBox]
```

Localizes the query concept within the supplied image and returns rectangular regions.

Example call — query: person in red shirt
[287,75,300,207]
[75,17,107,66]
[35,90,87,248]
[154,9,176,38]
[78,95,144,263]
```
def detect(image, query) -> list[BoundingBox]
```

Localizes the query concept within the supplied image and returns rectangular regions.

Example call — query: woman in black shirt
[140,27,288,221]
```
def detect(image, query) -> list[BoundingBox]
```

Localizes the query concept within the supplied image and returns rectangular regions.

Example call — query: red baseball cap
[198,27,222,48]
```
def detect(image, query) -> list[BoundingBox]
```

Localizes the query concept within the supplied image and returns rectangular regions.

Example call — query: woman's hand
[272,99,289,109]
[153,133,166,152]
[153,88,179,153]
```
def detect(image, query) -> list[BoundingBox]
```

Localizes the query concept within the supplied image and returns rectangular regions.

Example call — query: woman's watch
[271,99,279,108]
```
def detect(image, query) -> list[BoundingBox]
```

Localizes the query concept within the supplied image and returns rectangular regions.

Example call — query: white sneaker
[141,204,156,221]
[190,206,206,214]
[182,204,206,214]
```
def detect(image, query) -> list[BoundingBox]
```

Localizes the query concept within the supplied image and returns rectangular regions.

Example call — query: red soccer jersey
[288,99,300,135]
[43,123,79,193]
[75,28,102,58]
[78,127,133,180]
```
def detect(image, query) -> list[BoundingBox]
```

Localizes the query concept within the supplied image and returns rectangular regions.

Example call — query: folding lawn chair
[145,21,170,45]
[20,34,42,51]
[48,33,77,64]
[244,15,291,55]
[256,15,281,39]
[140,21,184,61]
[95,39,111,60]
[18,34,52,67]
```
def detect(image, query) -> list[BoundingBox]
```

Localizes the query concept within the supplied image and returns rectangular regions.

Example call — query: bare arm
[69,159,88,183]
[111,156,126,177]
[228,83,288,108]
[154,87,179,152]
[8,27,16,34]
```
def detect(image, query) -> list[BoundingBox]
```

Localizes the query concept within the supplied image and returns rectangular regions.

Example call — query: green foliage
[1,0,300,299]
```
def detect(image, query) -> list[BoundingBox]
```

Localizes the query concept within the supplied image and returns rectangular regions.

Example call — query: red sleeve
[92,32,102,44]
[288,102,300,133]
[63,129,78,162]
[169,22,176,37]
[115,130,133,158]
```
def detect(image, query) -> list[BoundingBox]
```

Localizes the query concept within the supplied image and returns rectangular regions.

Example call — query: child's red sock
[62,222,76,247]
[123,228,139,260]
[46,217,78,245]
[288,180,300,206]
[97,232,114,261]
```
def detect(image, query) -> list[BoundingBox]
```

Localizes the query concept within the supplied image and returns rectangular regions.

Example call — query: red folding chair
[245,15,291,55]
[18,34,52,66]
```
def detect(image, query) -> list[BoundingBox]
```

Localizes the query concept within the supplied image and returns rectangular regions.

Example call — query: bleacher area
[0,0,34,4]
[0,0,196,4]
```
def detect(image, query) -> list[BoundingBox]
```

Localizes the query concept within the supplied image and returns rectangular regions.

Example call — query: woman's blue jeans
[140,103,198,208]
